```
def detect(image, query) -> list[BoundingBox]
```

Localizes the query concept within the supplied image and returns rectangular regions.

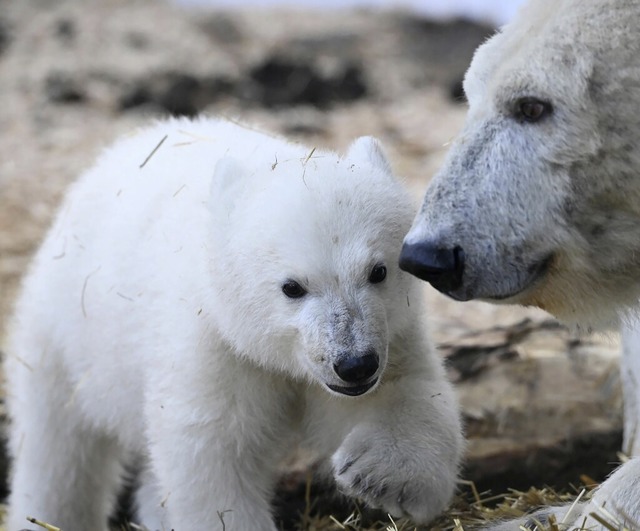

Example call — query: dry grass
[301,484,589,531]
[304,485,640,531]
[291,472,640,531]
[6,481,638,531]
[0,454,640,531]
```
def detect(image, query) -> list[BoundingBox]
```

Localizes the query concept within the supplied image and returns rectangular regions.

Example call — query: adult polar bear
[5,118,462,531]
[401,0,640,528]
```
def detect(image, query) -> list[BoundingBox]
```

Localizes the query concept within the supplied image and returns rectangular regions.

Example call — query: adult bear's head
[401,0,640,330]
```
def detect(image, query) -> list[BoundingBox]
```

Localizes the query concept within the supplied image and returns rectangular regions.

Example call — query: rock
[246,56,367,108]
[44,72,86,104]
[274,107,329,138]
[0,18,12,55]
[119,72,234,116]
[123,31,149,50]
[54,17,76,43]
[443,319,623,493]
[197,13,244,45]
[287,32,360,56]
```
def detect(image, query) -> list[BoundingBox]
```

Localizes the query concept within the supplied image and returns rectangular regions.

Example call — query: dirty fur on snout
[405,0,640,330]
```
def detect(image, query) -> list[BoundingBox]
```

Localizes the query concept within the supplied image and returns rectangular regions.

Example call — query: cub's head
[401,0,640,329]
[209,137,419,396]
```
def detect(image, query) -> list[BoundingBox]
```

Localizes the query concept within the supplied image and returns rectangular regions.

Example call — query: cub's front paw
[331,424,457,524]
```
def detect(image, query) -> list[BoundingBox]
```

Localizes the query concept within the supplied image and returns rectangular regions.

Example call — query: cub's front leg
[332,373,462,523]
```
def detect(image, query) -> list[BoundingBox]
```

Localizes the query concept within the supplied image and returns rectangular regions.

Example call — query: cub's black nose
[399,242,465,293]
[333,351,379,384]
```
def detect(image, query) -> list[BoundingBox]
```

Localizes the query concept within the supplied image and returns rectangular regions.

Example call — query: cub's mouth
[327,378,378,397]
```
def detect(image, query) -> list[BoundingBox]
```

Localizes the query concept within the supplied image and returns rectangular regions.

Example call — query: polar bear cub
[5,117,463,531]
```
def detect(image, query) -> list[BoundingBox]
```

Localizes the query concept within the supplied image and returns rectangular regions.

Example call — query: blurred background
[0,0,623,527]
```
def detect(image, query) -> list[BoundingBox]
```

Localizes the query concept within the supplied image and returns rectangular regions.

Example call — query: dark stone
[45,73,86,104]
[287,32,359,56]
[158,73,202,117]
[248,59,317,107]
[54,17,76,42]
[246,57,367,109]
[282,122,328,138]
[124,31,149,50]
[118,72,234,117]
[0,18,12,55]
[198,14,243,45]
[332,65,367,103]
[119,85,153,111]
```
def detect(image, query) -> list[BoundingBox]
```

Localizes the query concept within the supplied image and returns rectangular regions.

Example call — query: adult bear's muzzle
[399,241,465,295]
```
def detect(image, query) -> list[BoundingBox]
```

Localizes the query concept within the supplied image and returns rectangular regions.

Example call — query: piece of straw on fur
[26,516,62,531]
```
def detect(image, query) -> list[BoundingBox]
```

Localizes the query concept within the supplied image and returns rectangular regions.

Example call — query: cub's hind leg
[6,347,123,531]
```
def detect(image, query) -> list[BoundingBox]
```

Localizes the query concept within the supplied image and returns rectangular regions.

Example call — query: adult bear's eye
[282,280,307,299]
[514,97,552,123]
[369,263,387,284]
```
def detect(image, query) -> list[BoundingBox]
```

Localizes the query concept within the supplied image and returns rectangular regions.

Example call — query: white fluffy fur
[5,117,463,531]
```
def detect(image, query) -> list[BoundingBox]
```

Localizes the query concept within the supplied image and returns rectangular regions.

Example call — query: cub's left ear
[346,136,393,174]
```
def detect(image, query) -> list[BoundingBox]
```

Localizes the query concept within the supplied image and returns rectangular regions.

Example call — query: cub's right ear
[209,156,248,216]
[345,136,393,175]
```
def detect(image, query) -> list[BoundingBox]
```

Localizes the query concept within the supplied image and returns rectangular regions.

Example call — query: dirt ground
[0,0,625,528]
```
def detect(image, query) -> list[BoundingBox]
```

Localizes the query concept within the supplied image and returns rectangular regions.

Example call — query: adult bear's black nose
[333,351,379,384]
[399,242,465,293]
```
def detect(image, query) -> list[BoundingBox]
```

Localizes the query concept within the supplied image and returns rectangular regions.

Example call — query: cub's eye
[514,97,552,123]
[282,280,306,299]
[369,264,387,284]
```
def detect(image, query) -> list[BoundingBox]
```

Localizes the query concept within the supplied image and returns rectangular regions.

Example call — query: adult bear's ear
[345,136,393,175]
[209,156,248,217]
